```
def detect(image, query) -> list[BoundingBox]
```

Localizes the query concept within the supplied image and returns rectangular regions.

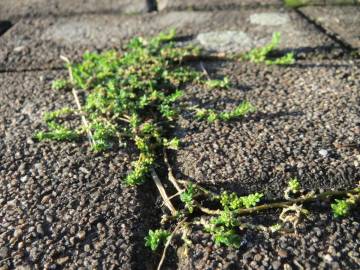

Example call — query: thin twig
[168,190,185,201]
[157,219,187,270]
[163,150,183,193]
[60,55,96,147]
[151,168,177,216]
[199,61,211,80]
[177,180,219,199]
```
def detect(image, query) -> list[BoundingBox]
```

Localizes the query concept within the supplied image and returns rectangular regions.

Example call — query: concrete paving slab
[0,71,158,269]
[157,0,282,11]
[0,9,338,71]
[170,58,360,269]
[177,210,360,269]
[173,59,360,198]
[0,0,149,20]
[300,5,360,49]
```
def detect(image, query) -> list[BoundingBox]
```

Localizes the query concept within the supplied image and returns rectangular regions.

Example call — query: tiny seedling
[331,199,350,218]
[205,77,230,90]
[51,79,70,91]
[245,32,295,65]
[145,229,171,251]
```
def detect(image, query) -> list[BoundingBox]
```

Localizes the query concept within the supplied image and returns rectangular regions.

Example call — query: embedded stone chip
[250,12,290,26]
[196,31,253,52]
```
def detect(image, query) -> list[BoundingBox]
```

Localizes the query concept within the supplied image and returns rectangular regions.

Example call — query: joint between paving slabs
[147,0,158,12]
[0,20,13,37]
[0,66,66,74]
[295,8,354,52]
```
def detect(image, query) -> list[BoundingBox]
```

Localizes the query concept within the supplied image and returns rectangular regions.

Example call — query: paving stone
[0,0,149,20]
[0,9,337,71]
[0,71,157,269]
[173,59,360,197]
[178,211,360,269]
[157,0,282,11]
[300,6,360,49]
[171,58,360,270]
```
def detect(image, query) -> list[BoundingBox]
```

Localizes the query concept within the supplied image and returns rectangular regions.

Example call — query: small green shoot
[145,229,171,251]
[220,191,263,210]
[212,228,242,248]
[284,0,310,8]
[195,101,256,123]
[43,107,74,122]
[51,79,70,91]
[34,122,78,141]
[288,178,300,193]
[180,183,196,213]
[245,32,295,65]
[205,77,230,90]
[331,199,350,218]
[163,137,180,150]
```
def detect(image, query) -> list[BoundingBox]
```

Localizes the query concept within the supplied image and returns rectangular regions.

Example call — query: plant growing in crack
[34,30,360,270]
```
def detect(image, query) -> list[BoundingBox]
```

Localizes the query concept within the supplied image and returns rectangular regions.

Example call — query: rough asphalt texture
[0,1,360,269]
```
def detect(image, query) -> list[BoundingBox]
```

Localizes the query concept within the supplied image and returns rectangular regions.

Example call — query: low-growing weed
[33,30,360,269]
[245,32,295,65]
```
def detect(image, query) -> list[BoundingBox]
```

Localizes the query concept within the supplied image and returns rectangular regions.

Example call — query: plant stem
[157,219,186,270]
[151,168,177,216]
[60,55,96,148]
[199,61,211,80]
[163,150,183,193]
[236,188,359,215]
[193,187,359,216]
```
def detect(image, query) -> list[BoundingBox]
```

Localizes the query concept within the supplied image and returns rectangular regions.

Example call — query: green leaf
[145,229,171,251]
[180,183,196,213]
[51,79,70,91]
[331,199,350,218]
[288,178,300,193]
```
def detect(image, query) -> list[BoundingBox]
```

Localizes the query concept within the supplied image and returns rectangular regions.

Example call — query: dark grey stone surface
[0,9,338,71]
[174,59,360,197]
[157,0,282,11]
[171,58,360,270]
[0,71,158,269]
[0,0,149,20]
[300,5,360,49]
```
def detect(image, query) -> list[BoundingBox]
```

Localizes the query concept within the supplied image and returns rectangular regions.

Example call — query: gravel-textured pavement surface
[0,1,359,269]
[0,72,159,269]
[0,8,342,71]
[172,59,360,269]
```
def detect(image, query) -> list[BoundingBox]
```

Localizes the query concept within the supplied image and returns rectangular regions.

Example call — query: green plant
[331,199,350,218]
[36,30,254,187]
[195,101,256,123]
[51,79,70,90]
[35,122,78,141]
[245,32,295,65]
[288,178,300,193]
[180,183,196,213]
[220,191,263,210]
[284,0,310,8]
[205,77,230,89]
[33,30,360,269]
[145,229,171,251]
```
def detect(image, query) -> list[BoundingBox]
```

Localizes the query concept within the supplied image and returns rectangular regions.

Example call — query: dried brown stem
[151,168,177,216]
[60,55,95,148]
[157,219,187,270]
[163,150,183,193]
